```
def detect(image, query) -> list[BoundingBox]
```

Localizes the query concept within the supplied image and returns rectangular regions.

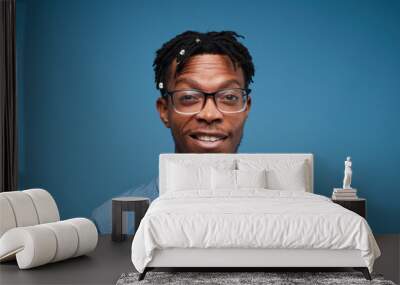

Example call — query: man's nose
[195,97,223,123]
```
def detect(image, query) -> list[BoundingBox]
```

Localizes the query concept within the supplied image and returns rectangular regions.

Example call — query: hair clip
[158,82,164,89]
[195,38,201,43]
[179,49,185,56]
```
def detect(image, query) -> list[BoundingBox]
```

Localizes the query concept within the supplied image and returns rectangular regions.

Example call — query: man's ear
[245,95,252,118]
[156,97,170,128]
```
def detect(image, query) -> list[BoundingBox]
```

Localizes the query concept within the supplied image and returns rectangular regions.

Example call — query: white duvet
[131,190,380,273]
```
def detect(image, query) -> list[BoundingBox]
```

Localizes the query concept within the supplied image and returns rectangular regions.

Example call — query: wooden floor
[0,234,398,284]
[374,234,400,284]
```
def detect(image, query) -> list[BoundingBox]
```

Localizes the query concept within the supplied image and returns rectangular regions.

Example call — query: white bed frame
[141,154,370,280]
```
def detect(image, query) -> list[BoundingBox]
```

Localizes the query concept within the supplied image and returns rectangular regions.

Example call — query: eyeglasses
[162,88,251,115]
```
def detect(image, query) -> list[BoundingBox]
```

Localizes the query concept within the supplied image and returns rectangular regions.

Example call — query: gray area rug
[116,271,396,285]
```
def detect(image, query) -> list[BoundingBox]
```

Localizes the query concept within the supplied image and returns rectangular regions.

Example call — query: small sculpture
[343,156,352,189]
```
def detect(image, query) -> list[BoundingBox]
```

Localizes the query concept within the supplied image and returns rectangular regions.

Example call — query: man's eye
[227,95,239,101]
[220,94,239,102]
[181,95,198,101]
[177,94,201,105]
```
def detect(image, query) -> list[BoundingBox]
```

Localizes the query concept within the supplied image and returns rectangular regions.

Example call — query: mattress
[131,190,380,273]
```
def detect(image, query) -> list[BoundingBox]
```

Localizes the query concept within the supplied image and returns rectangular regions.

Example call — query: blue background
[16,0,400,233]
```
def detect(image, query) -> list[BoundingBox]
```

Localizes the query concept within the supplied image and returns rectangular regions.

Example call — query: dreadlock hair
[153,30,255,95]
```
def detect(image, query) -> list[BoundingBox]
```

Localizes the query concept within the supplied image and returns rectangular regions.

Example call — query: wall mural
[17,0,400,234]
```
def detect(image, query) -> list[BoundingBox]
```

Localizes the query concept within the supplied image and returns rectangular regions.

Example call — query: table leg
[112,201,124,241]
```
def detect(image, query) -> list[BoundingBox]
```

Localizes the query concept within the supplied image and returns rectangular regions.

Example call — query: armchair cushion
[0,218,98,269]
[0,189,98,269]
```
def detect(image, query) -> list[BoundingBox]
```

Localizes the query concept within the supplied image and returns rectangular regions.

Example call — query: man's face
[156,54,251,153]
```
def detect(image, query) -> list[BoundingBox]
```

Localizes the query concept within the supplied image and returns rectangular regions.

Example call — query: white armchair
[0,189,98,269]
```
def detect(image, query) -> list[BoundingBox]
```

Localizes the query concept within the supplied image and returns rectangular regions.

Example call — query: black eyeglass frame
[161,88,252,115]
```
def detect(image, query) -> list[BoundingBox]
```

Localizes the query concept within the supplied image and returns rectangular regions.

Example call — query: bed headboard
[159,153,314,195]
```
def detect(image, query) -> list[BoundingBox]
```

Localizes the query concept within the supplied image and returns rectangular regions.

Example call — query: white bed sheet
[131,190,380,273]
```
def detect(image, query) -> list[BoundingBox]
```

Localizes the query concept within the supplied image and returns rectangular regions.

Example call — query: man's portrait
[91,30,255,232]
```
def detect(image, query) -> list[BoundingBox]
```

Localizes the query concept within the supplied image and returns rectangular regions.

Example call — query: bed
[131,153,380,280]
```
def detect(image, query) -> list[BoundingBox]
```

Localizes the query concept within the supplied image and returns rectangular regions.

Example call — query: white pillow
[237,169,267,188]
[267,165,307,191]
[211,168,268,190]
[211,168,236,190]
[166,159,236,192]
[237,159,308,191]
[167,162,211,191]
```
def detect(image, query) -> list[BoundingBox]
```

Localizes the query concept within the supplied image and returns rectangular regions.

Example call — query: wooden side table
[112,197,150,242]
[332,198,366,218]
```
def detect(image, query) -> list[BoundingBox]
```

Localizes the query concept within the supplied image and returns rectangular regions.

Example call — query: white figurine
[343,156,352,189]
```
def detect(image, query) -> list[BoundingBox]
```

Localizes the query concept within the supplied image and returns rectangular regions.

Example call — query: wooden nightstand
[332,198,366,218]
[112,197,150,242]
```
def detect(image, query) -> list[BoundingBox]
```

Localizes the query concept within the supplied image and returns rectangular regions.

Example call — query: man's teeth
[197,136,224,142]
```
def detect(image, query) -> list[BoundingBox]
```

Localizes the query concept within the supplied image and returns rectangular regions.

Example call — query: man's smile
[189,131,228,141]
[188,131,229,150]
